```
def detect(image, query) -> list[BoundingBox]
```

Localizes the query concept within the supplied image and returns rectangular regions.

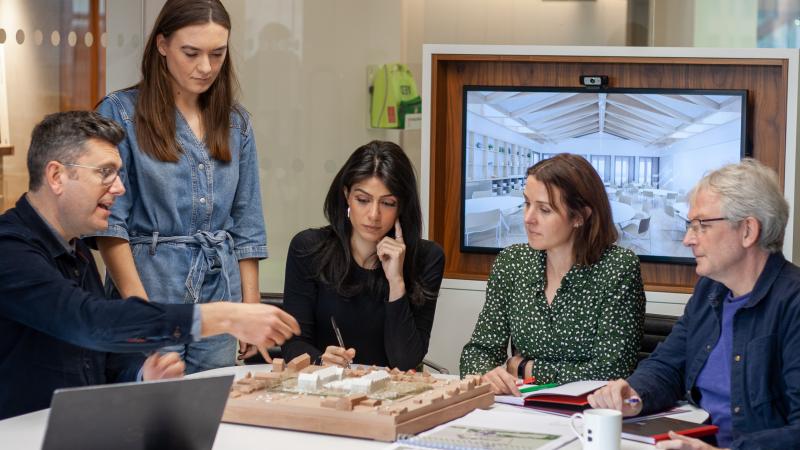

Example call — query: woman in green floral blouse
[460,154,646,395]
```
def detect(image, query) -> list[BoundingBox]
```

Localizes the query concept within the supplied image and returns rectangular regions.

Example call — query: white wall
[692,0,758,48]
[417,0,629,47]
[231,0,403,291]
[651,0,758,48]
[659,121,742,192]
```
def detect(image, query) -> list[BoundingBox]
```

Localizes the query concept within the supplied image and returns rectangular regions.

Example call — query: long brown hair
[135,0,238,162]
[527,154,617,266]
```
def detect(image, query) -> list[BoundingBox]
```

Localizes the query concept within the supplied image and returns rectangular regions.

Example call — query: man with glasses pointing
[0,111,299,419]
[589,159,800,450]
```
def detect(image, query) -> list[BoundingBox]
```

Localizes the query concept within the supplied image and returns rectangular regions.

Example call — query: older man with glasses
[589,159,800,450]
[0,111,299,420]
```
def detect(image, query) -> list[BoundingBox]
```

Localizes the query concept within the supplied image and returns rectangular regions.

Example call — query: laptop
[42,374,234,450]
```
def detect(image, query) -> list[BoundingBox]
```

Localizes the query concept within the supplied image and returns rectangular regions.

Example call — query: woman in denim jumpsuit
[91,0,267,373]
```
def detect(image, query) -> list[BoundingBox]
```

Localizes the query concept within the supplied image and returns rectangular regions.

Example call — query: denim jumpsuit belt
[129,230,236,303]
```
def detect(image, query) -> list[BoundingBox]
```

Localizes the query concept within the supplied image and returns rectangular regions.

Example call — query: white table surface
[464,196,524,215]
[0,364,708,450]
[610,200,636,225]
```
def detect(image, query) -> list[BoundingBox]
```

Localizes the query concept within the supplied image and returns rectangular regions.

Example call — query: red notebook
[523,393,590,413]
[622,417,719,444]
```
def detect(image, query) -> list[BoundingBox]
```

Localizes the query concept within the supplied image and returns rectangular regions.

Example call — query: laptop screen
[42,374,233,450]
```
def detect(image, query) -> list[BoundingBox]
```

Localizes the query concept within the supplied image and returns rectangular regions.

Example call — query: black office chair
[638,313,679,363]
[419,359,449,374]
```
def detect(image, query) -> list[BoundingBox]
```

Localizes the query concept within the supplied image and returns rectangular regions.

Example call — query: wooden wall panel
[429,55,788,292]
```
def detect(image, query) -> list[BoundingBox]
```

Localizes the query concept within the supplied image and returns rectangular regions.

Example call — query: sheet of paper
[387,409,576,450]
[495,393,528,406]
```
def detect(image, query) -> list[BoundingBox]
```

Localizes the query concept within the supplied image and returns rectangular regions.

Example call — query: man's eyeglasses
[61,162,120,186]
[684,217,727,235]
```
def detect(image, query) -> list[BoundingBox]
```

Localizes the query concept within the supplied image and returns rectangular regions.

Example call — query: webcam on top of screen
[580,75,609,89]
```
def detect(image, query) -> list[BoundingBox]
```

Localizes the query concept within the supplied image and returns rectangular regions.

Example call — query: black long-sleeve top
[281,228,445,370]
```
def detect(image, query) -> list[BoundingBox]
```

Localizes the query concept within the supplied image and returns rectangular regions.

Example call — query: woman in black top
[281,141,445,370]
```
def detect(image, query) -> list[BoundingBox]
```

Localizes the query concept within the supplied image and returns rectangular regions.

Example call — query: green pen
[519,383,559,394]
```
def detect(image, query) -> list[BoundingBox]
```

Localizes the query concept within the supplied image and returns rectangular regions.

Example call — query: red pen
[516,376,536,386]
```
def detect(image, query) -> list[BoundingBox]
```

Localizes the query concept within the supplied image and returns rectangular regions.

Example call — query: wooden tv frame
[421,46,800,293]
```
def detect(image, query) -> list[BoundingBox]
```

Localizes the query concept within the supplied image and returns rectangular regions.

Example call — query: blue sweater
[695,291,749,448]
[628,252,800,450]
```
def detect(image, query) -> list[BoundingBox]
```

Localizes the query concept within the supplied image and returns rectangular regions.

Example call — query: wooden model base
[222,357,493,441]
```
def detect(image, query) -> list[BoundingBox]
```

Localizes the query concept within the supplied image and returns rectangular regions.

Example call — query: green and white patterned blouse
[459,244,646,383]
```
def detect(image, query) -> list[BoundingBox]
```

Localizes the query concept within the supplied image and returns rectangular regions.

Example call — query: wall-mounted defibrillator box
[369,63,421,129]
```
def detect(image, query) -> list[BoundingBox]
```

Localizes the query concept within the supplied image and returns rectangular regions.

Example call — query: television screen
[460,86,748,263]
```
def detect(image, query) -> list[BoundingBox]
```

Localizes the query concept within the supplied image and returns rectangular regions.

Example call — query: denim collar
[14,194,74,258]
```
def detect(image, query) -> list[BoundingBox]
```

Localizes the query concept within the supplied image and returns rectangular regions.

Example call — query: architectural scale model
[222,354,494,441]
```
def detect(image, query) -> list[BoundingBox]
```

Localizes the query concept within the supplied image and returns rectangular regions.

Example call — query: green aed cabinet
[370,63,421,129]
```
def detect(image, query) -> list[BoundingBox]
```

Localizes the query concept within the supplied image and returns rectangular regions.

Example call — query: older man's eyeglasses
[684,217,727,235]
[61,162,120,186]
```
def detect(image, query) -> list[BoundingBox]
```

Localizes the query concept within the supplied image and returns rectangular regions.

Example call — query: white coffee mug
[569,408,622,450]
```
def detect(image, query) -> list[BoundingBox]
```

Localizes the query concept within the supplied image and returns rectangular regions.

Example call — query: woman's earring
[347,207,350,219]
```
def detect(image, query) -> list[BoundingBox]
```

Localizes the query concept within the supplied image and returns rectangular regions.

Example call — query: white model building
[316,365,344,384]
[349,370,390,394]
[322,379,350,392]
[297,366,345,392]
[323,369,391,394]
[297,372,322,392]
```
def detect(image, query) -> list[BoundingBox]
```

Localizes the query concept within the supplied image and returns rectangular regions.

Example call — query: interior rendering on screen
[461,87,747,263]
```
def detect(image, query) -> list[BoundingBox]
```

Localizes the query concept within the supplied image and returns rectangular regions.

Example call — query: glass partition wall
[0,0,106,211]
